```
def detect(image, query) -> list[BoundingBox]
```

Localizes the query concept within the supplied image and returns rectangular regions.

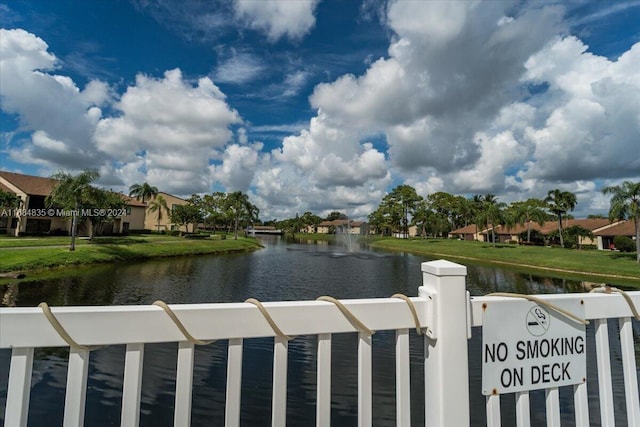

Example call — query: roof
[593,219,636,237]
[121,194,147,207]
[0,170,58,196]
[489,218,615,236]
[0,180,14,193]
[450,224,481,234]
[251,225,277,231]
[318,219,365,227]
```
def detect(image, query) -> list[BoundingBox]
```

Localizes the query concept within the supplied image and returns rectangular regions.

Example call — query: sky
[1,0,639,221]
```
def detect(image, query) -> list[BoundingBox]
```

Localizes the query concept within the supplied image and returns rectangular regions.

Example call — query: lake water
[1,236,637,426]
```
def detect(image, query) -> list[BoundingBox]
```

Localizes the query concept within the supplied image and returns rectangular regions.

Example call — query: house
[113,196,147,234]
[393,225,418,239]
[316,219,369,235]
[0,171,73,236]
[449,224,483,241]
[0,170,146,236]
[455,218,618,246]
[143,192,189,232]
[593,219,636,250]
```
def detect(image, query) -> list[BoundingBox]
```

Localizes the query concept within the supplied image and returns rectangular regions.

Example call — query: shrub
[518,229,546,246]
[613,235,635,252]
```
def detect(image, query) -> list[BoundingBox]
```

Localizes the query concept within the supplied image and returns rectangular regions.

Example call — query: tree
[300,211,322,233]
[170,202,203,234]
[326,211,347,221]
[544,189,577,248]
[477,194,506,247]
[47,169,100,251]
[509,199,548,244]
[563,225,593,250]
[0,189,22,210]
[129,182,159,203]
[201,192,227,233]
[147,195,170,232]
[84,188,126,239]
[226,191,259,239]
[412,199,433,239]
[603,181,640,262]
[385,185,422,237]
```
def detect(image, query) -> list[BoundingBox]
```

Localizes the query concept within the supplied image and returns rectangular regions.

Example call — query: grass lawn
[0,234,262,279]
[370,238,640,287]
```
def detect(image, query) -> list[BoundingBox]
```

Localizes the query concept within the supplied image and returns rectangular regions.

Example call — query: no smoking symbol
[526,306,550,337]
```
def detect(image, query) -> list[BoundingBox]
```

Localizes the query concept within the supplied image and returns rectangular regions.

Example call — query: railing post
[420,259,469,427]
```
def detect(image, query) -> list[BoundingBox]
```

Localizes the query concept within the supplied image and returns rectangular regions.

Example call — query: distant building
[450,218,625,248]
[593,220,636,250]
[316,219,369,235]
[0,170,146,236]
[143,192,189,232]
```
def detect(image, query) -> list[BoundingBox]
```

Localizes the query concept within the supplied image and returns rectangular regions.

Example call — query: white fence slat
[121,343,144,427]
[316,333,331,427]
[395,329,411,427]
[271,337,288,427]
[486,394,501,427]
[595,318,615,427]
[63,348,90,427]
[515,392,530,427]
[225,338,243,427]
[574,382,590,427]
[358,333,372,427]
[545,387,561,427]
[620,317,640,426]
[174,342,195,427]
[4,347,34,427]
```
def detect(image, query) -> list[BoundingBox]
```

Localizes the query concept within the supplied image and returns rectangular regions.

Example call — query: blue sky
[1,0,639,220]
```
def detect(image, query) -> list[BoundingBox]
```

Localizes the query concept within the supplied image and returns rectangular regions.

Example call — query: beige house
[143,192,189,232]
[0,170,147,236]
[1,171,71,236]
[113,197,147,233]
[316,219,369,235]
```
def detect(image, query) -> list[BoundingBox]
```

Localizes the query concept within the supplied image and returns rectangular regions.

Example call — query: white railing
[1,260,639,427]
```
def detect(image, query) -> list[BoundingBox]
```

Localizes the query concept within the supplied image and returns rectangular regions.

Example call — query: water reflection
[0,236,637,426]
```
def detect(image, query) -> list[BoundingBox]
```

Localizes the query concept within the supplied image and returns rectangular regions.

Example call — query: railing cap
[421,259,467,276]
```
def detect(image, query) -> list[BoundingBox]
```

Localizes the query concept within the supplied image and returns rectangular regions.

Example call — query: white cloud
[214,52,266,84]
[212,142,263,192]
[94,68,241,194]
[233,0,320,42]
[521,38,640,181]
[0,28,110,169]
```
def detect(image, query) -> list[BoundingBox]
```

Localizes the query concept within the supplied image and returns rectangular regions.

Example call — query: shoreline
[0,235,263,283]
[369,238,640,288]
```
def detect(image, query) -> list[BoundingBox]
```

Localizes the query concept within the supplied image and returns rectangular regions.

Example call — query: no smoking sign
[482,298,586,395]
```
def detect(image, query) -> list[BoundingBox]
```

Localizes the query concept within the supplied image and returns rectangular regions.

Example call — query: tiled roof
[121,194,147,207]
[0,181,14,193]
[451,224,481,234]
[490,218,615,235]
[0,170,58,196]
[593,219,636,237]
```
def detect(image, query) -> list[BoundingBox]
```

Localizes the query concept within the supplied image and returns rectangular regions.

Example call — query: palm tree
[510,199,548,244]
[129,182,159,203]
[476,194,505,247]
[147,195,170,232]
[47,169,100,251]
[544,189,577,247]
[603,181,640,262]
